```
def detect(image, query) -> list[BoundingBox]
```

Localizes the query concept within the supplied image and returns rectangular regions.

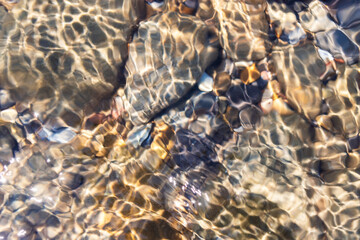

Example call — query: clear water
[0,0,360,239]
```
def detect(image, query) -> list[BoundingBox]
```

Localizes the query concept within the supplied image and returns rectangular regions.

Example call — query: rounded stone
[124,11,219,125]
[58,172,84,190]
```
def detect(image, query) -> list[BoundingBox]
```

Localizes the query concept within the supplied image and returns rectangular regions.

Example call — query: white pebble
[0,109,17,122]
[317,48,334,62]
[198,72,213,92]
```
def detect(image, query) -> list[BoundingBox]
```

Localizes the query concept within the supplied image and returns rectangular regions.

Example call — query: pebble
[239,105,262,129]
[317,48,334,62]
[185,92,218,117]
[126,123,152,148]
[38,127,77,144]
[240,63,260,85]
[146,0,164,9]
[214,72,231,95]
[260,98,273,114]
[0,108,17,123]
[0,89,15,110]
[124,11,218,124]
[58,171,84,190]
[198,72,214,92]
[316,29,359,65]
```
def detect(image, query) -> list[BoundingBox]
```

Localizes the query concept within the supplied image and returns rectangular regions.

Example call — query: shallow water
[0,0,360,239]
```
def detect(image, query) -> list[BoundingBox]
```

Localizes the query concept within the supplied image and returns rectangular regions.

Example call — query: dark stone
[348,135,360,150]
[243,84,262,104]
[26,120,42,134]
[316,29,359,65]
[59,172,84,190]
[27,153,47,171]
[227,85,246,105]
[5,194,28,211]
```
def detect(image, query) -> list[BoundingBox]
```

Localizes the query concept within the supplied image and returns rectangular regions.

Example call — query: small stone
[58,172,84,190]
[146,0,164,9]
[0,89,15,110]
[214,72,231,95]
[44,215,61,238]
[239,105,262,129]
[317,48,334,62]
[186,92,218,117]
[126,123,152,148]
[348,135,360,150]
[260,98,273,114]
[198,72,214,92]
[5,194,28,212]
[240,63,261,85]
[180,1,197,15]
[224,106,240,129]
[38,127,77,144]
[0,109,17,123]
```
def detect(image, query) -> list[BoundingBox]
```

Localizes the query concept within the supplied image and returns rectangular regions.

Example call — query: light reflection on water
[0,0,360,239]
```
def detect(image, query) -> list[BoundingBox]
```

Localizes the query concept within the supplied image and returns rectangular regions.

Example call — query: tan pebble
[316,198,328,212]
[260,98,273,114]
[0,109,17,123]
[214,72,231,95]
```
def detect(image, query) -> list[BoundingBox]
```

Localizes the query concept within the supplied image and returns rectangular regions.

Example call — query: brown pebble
[240,63,260,85]
[58,172,84,190]
[180,2,196,15]
[344,152,360,169]
[214,72,231,95]
[224,106,240,129]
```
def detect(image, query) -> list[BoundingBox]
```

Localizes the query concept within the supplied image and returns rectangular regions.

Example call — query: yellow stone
[240,63,260,85]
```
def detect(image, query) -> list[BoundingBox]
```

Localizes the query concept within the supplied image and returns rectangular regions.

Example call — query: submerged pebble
[0,0,359,239]
[58,172,84,190]
[198,72,214,92]
[124,11,218,124]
